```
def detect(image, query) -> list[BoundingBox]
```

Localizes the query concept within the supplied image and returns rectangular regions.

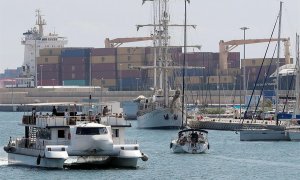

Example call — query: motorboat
[170,129,209,154]
[4,102,148,169]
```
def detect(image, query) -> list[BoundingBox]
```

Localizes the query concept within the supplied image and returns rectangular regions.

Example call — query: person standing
[52,106,57,116]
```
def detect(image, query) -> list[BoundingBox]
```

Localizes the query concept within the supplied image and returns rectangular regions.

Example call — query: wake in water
[212,155,300,169]
[0,157,8,166]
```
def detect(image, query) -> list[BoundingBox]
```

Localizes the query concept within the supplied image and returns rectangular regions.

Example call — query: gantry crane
[219,38,291,70]
[104,37,154,48]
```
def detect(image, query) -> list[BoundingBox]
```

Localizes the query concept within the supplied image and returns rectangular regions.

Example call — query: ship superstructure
[21,9,67,85]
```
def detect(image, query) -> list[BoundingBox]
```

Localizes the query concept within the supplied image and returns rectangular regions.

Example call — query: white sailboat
[285,33,300,141]
[240,2,290,141]
[170,0,209,154]
[135,0,200,129]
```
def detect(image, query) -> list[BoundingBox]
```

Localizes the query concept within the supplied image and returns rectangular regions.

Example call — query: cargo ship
[20,9,67,87]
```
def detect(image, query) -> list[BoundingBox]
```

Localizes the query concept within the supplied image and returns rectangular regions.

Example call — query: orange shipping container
[39,48,62,56]
[91,56,116,64]
[117,62,143,70]
[117,54,145,63]
[117,47,146,55]
[37,56,60,64]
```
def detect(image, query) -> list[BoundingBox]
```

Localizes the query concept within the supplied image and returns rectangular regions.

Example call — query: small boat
[4,102,148,169]
[170,129,209,154]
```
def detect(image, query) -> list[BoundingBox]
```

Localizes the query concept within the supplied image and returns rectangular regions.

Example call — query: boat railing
[124,139,138,145]
[23,113,131,127]
[12,137,70,150]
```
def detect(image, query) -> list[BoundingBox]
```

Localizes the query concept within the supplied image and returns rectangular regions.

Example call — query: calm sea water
[0,112,299,180]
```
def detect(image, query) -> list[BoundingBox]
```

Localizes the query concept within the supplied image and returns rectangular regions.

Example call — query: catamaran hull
[137,108,183,129]
[7,153,65,169]
[240,129,290,141]
[65,156,140,168]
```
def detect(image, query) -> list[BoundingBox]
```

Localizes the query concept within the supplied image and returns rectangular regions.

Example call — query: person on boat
[64,109,70,120]
[103,106,109,116]
[52,106,57,116]
[31,107,36,123]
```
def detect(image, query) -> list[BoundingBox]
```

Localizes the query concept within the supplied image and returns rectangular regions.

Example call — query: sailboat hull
[240,129,290,141]
[137,108,183,129]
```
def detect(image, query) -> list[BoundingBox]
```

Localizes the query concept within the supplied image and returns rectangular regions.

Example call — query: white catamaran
[4,102,148,169]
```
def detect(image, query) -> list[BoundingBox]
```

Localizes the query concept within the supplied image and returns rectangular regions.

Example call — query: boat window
[36,129,51,140]
[76,127,108,135]
[58,130,65,138]
[112,129,119,137]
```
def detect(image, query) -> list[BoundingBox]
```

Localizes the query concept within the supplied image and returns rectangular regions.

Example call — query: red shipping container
[61,64,86,72]
[92,71,116,79]
[91,63,116,71]
[62,71,86,80]
[37,64,59,72]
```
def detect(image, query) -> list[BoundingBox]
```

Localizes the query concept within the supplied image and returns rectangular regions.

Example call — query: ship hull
[137,108,183,129]
[240,129,290,141]
[7,153,65,169]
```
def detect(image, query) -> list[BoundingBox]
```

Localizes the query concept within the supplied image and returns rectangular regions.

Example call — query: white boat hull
[170,140,209,154]
[287,131,300,141]
[7,153,65,169]
[240,129,290,141]
[137,108,183,129]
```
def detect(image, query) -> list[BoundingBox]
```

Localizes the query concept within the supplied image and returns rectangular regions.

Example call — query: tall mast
[295,33,300,115]
[275,1,283,126]
[181,0,188,128]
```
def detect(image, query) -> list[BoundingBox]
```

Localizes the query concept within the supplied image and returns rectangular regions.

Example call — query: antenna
[35,9,46,36]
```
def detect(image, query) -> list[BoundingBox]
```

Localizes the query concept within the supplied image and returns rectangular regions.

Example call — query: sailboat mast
[295,33,300,114]
[182,0,188,127]
[275,1,283,126]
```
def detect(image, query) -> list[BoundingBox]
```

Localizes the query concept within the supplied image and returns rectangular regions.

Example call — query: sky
[0,0,299,73]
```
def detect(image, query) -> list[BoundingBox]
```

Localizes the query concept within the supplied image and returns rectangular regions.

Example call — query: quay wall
[0,87,291,108]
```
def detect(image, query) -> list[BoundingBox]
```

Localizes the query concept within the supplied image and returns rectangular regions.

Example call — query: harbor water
[0,112,299,180]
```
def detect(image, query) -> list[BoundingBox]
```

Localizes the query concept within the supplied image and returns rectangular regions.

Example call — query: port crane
[219,38,291,70]
[104,37,154,48]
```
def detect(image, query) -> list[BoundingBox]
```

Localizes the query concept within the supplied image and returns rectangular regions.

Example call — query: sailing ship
[134,0,200,129]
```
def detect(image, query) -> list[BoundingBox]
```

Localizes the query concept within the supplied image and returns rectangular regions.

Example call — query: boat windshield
[76,127,108,135]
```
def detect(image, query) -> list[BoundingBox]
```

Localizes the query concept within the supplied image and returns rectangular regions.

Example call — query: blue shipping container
[61,48,91,57]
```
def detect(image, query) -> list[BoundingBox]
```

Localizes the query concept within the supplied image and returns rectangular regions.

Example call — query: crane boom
[105,37,153,48]
[219,38,290,70]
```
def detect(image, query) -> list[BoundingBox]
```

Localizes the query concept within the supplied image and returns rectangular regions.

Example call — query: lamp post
[136,78,140,91]
[51,78,55,88]
[240,26,249,96]
[119,64,122,91]
[40,65,43,86]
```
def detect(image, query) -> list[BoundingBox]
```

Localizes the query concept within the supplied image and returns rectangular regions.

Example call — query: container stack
[116,47,146,90]
[37,48,62,86]
[91,48,117,89]
[61,48,91,86]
